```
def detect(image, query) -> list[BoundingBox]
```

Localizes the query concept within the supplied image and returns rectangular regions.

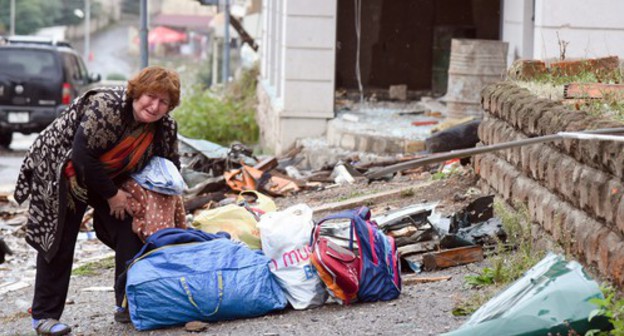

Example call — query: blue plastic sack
[126,238,287,330]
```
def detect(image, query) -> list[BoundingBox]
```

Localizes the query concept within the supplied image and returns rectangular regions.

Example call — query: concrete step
[327,102,441,155]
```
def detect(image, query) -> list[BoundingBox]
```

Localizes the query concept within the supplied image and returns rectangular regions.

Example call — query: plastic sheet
[444,253,610,336]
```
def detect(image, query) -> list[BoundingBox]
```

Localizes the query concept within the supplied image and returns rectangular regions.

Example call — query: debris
[402,275,452,285]
[341,113,360,122]
[229,15,258,52]
[331,162,364,186]
[224,165,300,196]
[0,280,29,295]
[397,110,425,116]
[80,286,114,292]
[389,84,407,101]
[0,237,13,263]
[444,253,611,335]
[285,166,305,180]
[398,241,437,256]
[564,82,624,99]
[185,321,209,332]
[332,164,355,185]
[412,120,439,127]
[183,175,225,197]
[355,155,425,169]
[426,119,481,154]
[254,157,278,172]
[311,183,434,214]
[455,218,505,247]
[366,126,624,180]
[422,245,484,271]
[430,116,475,134]
[386,226,418,238]
[420,96,447,116]
[183,192,226,213]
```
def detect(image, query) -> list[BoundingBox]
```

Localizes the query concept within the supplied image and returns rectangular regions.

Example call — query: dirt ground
[0,168,487,336]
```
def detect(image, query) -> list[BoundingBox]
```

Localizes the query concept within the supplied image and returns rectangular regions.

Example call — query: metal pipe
[365,127,624,180]
[140,0,149,69]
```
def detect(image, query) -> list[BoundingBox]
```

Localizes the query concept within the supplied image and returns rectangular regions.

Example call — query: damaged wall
[476,82,624,286]
[335,0,500,92]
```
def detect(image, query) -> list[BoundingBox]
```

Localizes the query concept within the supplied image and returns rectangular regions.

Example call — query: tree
[0,0,61,35]
[0,0,102,36]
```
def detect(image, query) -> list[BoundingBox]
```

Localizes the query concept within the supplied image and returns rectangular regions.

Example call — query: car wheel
[0,132,12,148]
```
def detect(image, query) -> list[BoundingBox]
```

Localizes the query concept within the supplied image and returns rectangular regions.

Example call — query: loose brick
[507,59,547,81]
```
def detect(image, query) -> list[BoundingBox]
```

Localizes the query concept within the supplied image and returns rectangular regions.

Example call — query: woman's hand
[107,190,134,221]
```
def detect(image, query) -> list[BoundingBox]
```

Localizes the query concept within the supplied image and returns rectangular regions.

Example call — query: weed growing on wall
[454,200,545,316]
[173,65,260,145]
[587,286,624,335]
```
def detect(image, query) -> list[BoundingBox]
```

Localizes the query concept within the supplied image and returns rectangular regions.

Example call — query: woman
[14,66,181,335]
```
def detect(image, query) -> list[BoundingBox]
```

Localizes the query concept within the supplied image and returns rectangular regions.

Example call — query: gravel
[0,168,485,336]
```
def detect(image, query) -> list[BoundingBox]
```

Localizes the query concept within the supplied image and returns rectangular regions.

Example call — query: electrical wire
[354,0,363,105]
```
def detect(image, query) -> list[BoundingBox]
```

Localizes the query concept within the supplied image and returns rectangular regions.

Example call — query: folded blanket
[131,156,186,195]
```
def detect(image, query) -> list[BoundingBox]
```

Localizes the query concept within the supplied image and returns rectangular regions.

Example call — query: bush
[173,65,259,145]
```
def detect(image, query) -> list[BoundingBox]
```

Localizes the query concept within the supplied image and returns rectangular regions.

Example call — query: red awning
[148,26,187,44]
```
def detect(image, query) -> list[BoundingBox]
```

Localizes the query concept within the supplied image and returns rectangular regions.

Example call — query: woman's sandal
[34,319,71,336]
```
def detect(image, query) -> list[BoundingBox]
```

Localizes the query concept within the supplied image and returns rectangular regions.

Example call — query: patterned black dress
[14,87,179,262]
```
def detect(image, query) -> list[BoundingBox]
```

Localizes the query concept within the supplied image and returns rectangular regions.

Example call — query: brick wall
[477,81,624,285]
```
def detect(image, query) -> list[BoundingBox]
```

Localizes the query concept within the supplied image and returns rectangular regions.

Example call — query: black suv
[0,36,101,147]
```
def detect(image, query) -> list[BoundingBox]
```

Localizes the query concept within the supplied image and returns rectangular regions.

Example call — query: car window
[61,53,87,84]
[76,56,89,81]
[0,49,60,78]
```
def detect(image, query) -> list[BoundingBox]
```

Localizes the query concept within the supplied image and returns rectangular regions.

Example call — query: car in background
[0,35,101,148]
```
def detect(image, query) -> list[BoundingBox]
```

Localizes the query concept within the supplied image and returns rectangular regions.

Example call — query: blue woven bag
[126,236,287,330]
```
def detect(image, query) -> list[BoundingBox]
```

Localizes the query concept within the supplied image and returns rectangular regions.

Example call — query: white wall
[503,0,624,63]
[501,0,534,64]
[257,0,337,154]
[534,0,624,59]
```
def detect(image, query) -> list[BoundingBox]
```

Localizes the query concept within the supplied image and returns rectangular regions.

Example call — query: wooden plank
[422,245,483,271]
[253,157,278,172]
[397,241,437,256]
[564,83,624,99]
[312,182,435,214]
[387,225,418,238]
[402,275,452,286]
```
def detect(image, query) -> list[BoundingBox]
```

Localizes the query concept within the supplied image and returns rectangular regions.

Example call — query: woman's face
[132,92,171,123]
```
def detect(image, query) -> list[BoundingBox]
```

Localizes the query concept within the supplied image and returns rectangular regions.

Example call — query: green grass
[400,188,415,198]
[72,256,115,277]
[453,200,545,316]
[587,286,624,335]
[523,66,624,121]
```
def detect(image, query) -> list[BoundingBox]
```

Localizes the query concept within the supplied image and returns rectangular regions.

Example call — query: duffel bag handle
[309,207,371,252]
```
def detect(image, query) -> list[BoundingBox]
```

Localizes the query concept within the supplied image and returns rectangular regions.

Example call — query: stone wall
[476,81,624,285]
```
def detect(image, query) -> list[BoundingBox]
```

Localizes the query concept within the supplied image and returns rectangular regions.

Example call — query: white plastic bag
[257,204,328,309]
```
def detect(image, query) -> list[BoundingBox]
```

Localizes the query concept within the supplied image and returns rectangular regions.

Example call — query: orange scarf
[65,124,155,203]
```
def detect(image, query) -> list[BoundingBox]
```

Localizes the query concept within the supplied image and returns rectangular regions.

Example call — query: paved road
[73,15,140,80]
[0,134,36,191]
